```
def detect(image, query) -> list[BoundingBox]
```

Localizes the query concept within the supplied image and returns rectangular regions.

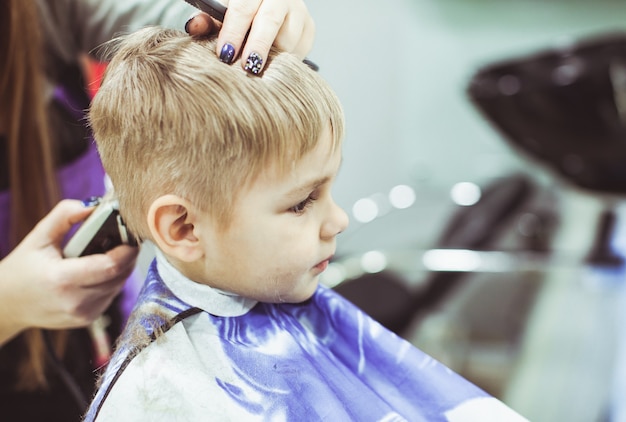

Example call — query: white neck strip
[155,250,258,317]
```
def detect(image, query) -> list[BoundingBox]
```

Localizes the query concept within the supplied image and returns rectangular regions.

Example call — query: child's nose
[321,200,349,240]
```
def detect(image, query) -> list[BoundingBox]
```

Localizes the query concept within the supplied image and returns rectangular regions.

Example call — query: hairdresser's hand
[186,0,315,73]
[0,200,138,346]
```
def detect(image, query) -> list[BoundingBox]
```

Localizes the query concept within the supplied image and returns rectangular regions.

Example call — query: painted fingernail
[244,52,263,75]
[219,43,236,64]
[82,196,102,207]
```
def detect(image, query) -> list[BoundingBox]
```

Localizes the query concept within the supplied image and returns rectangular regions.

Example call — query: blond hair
[90,27,344,239]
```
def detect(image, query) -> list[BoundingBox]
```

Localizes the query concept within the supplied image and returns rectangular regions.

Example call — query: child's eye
[289,195,317,215]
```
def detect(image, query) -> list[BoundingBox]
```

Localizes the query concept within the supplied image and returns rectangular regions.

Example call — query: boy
[85,27,527,421]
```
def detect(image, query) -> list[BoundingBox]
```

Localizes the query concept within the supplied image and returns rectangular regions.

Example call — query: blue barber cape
[85,252,527,421]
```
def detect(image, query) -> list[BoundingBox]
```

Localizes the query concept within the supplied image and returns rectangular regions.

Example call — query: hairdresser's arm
[51,0,197,57]
[0,200,137,346]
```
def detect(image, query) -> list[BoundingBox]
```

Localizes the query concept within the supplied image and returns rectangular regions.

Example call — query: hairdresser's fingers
[236,0,314,74]
[57,247,136,327]
[63,244,139,289]
[185,12,220,36]
[12,246,134,329]
[74,290,122,325]
[248,0,314,59]
[216,0,262,64]
[24,200,93,249]
[74,261,136,323]
[57,276,128,328]
[102,244,140,281]
[238,0,287,74]
[285,10,315,59]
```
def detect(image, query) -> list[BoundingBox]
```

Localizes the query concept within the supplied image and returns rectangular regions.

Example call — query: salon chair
[467,31,626,266]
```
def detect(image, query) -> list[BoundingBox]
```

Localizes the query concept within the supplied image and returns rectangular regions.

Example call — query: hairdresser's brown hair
[1,0,64,391]
[91,27,344,240]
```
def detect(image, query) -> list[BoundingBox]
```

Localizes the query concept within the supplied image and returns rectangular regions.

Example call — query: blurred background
[298,0,626,421]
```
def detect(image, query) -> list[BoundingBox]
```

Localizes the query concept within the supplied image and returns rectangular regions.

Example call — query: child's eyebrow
[286,176,331,198]
[285,157,343,198]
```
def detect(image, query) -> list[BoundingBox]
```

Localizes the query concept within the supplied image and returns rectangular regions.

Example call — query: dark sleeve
[40,0,196,63]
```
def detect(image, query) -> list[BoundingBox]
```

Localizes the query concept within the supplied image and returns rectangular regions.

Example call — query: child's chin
[281,279,319,303]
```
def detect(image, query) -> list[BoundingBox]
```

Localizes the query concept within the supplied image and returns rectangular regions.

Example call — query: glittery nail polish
[219,43,235,64]
[82,196,101,207]
[244,52,263,75]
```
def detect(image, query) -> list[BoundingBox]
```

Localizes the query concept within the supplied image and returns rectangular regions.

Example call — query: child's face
[197,125,348,303]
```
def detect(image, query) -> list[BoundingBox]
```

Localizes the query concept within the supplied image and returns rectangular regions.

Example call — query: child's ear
[147,195,203,262]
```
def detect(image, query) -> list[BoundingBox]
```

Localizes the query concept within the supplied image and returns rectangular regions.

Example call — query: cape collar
[155,249,258,317]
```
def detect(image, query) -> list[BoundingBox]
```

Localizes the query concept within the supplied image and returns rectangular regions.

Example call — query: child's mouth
[314,260,329,272]
[314,255,332,272]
